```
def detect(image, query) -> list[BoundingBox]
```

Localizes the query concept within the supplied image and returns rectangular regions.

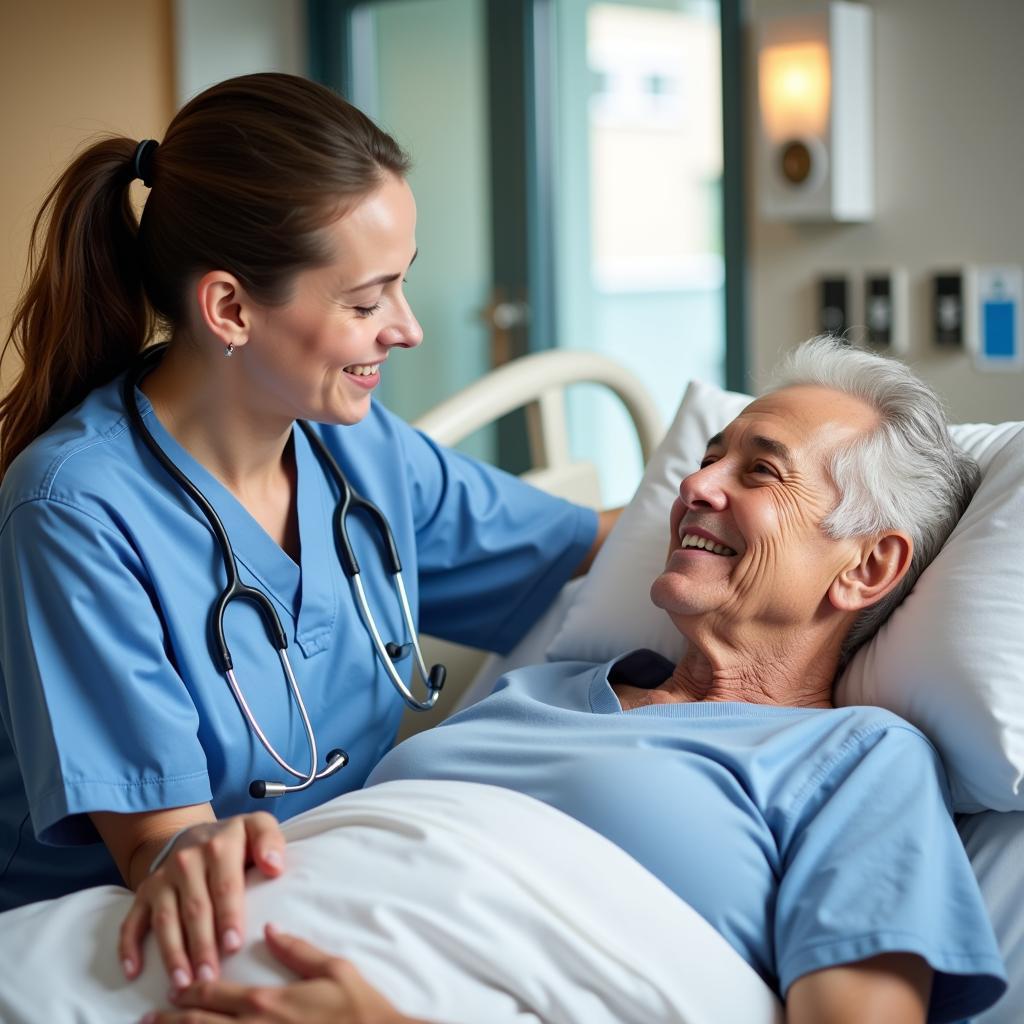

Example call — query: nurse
[0,73,610,993]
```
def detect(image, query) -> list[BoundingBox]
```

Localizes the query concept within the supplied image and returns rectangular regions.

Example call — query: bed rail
[414,349,663,500]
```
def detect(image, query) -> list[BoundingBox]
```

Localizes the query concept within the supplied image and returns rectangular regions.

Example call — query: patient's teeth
[678,532,738,557]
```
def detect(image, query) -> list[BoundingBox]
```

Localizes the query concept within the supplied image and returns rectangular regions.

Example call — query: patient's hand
[144,924,421,1024]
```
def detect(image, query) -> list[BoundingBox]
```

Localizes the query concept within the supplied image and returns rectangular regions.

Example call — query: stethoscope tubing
[121,345,444,799]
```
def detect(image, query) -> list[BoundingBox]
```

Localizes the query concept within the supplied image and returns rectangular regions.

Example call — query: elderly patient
[161,338,1006,1024]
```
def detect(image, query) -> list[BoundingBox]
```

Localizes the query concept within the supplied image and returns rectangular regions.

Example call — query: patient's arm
[786,953,932,1023]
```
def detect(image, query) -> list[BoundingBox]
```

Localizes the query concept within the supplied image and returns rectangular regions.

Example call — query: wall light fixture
[757,1,873,222]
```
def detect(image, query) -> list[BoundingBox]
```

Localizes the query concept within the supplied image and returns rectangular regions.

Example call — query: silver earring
[224,343,234,357]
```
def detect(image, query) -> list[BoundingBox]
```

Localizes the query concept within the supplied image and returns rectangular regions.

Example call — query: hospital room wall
[5,0,1021,427]
[747,0,1024,422]
[0,0,177,390]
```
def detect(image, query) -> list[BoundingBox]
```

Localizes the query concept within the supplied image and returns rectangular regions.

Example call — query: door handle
[480,292,530,367]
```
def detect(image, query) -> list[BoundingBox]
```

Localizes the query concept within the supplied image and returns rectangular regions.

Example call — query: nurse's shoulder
[0,377,136,527]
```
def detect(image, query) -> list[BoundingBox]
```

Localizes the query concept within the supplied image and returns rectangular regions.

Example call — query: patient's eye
[354,303,382,318]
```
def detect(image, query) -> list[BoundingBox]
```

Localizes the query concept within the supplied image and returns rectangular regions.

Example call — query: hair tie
[131,139,159,188]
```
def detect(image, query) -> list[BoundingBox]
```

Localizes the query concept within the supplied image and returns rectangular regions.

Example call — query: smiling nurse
[0,73,611,999]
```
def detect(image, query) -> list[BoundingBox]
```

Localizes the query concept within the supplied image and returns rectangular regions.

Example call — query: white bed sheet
[0,780,782,1024]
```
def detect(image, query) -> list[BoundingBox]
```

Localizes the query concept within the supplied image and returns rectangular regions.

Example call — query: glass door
[553,0,727,504]
[307,0,739,496]
[311,0,504,463]
[310,0,555,467]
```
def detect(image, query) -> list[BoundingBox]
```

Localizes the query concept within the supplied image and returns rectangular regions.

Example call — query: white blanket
[0,780,782,1024]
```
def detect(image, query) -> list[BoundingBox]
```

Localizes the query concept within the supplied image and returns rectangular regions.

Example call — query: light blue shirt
[368,651,1007,1023]
[0,376,596,909]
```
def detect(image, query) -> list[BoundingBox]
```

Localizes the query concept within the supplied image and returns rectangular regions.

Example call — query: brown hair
[0,72,410,478]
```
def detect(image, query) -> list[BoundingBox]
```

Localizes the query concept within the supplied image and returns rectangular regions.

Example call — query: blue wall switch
[984,302,1015,359]
[967,267,1022,372]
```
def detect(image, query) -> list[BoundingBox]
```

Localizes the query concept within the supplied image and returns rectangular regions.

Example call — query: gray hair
[769,336,979,666]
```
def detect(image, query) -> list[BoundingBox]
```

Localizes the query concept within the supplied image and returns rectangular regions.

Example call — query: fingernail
[197,963,215,982]
[122,957,135,978]
[172,967,190,991]
[223,927,242,952]
[263,849,282,868]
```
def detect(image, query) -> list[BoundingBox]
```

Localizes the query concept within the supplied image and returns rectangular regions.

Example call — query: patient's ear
[828,532,913,612]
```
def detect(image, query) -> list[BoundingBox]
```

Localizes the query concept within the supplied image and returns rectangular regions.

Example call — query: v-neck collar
[133,388,339,657]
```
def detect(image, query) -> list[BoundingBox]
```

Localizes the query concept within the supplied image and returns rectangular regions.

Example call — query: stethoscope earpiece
[428,664,446,692]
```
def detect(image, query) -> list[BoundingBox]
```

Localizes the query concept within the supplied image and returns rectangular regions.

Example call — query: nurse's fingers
[173,845,222,982]
[243,812,286,877]
[150,883,195,992]
[205,838,246,958]
[120,898,151,978]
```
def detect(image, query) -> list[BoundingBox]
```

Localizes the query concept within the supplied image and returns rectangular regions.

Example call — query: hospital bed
[1,352,1022,1023]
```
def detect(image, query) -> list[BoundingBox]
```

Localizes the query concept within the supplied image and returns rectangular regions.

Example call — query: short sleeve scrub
[0,374,596,908]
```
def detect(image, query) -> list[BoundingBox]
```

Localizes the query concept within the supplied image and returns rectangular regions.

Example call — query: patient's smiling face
[650,385,879,635]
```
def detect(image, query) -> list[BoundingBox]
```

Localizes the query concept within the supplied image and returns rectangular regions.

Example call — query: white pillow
[546,378,1024,813]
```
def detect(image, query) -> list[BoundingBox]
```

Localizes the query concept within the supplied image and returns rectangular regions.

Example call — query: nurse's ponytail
[0,72,409,479]
[0,138,150,478]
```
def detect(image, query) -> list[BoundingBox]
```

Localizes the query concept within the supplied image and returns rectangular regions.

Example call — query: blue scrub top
[0,374,596,909]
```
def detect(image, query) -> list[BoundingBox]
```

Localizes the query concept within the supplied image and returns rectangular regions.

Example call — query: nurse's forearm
[573,506,622,577]
[92,808,288,991]
[91,804,217,888]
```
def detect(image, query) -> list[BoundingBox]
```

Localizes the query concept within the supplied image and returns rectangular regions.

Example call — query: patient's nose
[679,465,728,511]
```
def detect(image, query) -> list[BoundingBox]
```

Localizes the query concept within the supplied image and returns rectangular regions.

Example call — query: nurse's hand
[142,924,422,1024]
[111,811,286,990]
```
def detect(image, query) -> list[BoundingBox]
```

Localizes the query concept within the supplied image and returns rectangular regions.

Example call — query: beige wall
[748,0,1024,421]
[0,0,175,380]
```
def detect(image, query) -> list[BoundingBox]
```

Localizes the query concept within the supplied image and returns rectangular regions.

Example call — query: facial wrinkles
[723,449,839,618]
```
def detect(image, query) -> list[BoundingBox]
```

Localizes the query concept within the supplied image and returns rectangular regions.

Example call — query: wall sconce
[757,1,873,222]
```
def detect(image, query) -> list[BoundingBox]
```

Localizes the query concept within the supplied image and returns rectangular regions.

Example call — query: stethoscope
[122,345,445,799]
